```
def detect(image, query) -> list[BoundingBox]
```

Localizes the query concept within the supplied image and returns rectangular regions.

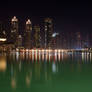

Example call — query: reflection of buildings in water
[0,56,7,72]
[26,75,31,87]
[11,65,17,89]
[82,52,92,63]
[7,50,92,63]
[77,63,81,72]
[61,52,64,61]
[38,50,41,61]
[28,52,31,60]
[42,54,44,61]
[87,52,89,62]
[26,51,29,60]
[58,50,61,62]
[90,53,92,62]
[35,63,40,79]
[42,50,44,60]
[12,52,16,61]
[72,52,74,61]
[82,52,85,62]
[26,72,32,87]
[52,62,56,73]
[32,50,34,61]
[48,53,51,62]
[19,52,25,60]
[19,61,22,72]
[11,78,16,89]
[16,52,19,61]
[54,50,57,61]
[34,50,38,61]
[45,54,48,62]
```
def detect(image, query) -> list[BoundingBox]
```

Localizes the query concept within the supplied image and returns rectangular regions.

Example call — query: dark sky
[0,1,92,33]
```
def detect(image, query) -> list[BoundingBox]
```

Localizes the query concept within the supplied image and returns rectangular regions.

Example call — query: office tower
[82,33,90,48]
[60,33,67,49]
[11,16,18,47]
[44,18,53,48]
[69,32,76,49]
[24,19,32,49]
[34,25,41,48]
[17,35,22,48]
[0,22,6,38]
[76,32,82,49]
[0,22,3,38]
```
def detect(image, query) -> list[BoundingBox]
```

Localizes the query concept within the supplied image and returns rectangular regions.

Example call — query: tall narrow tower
[34,25,41,48]
[11,16,18,47]
[44,18,53,49]
[24,19,32,49]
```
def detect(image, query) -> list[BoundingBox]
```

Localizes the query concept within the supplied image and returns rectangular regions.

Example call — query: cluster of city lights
[0,38,7,42]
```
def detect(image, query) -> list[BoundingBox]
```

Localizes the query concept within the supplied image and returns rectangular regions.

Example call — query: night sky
[0,1,92,33]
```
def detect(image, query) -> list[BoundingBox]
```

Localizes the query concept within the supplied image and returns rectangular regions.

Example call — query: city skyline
[0,16,92,50]
[0,1,92,92]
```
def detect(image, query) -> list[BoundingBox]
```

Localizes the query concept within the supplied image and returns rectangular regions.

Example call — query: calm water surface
[0,52,92,92]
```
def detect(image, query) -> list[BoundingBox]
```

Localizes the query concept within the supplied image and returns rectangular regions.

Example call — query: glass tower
[44,18,53,49]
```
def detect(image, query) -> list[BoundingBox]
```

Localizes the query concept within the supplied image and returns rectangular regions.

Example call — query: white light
[52,63,56,73]
[26,19,31,24]
[52,33,59,37]
[12,16,18,22]
[0,38,7,42]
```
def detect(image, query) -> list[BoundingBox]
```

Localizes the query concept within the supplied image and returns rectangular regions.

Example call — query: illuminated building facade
[24,19,32,49]
[44,18,53,48]
[1,16,92,50]
[17,35,22,48]
[69,32,76,49]
[10,16,18,47]
[51,33,60,49]
[0,22,7,46]
[76,32,82,49]
[34,25,41,48]
[0,22,3,38]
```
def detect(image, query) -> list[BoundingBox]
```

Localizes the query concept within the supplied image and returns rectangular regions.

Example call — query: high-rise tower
[24,19,32,49]
[34,25,41,48]
[76,32,82,49]
[44,18,53,48]
[11,16,18,47]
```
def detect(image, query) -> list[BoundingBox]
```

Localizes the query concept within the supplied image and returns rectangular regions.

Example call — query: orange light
[0,58,6,72]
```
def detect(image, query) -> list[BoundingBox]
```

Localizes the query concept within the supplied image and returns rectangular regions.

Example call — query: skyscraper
[11,16,18,47]
[17,35,22,48]
[44,18,53,48]
[0,22,3,38]
[76,32,82,49]
[24,19,32,49]
[34,25,41,48]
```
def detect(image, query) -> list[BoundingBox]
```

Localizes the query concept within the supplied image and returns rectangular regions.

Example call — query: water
[0,52,92,92]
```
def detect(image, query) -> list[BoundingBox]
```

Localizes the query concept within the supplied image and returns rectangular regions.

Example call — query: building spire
[26,19,31,24]
[12,16,18,22]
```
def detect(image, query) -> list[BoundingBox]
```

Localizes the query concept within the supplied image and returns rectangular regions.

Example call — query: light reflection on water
[0,52,92,92]
[8,51,92,63]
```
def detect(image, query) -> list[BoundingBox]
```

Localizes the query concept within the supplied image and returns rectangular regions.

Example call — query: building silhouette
[10,16,18,47]
[33,25,41,48]
[17,35,22,48]
[44,18,53,49]
[24,19,32,49]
